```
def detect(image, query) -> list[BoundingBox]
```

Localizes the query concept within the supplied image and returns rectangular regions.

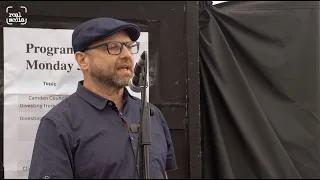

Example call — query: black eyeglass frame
[85,41,140,55]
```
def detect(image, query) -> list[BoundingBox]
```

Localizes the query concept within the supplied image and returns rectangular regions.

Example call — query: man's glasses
[86,41,140,55]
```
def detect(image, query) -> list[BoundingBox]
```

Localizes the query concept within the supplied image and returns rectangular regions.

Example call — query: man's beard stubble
[89,63,131,89]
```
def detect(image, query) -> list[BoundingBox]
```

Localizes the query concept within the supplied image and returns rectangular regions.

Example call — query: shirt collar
[76,80,133,110]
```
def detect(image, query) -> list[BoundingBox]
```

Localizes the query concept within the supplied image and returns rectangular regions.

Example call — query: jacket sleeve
[158,110,178,171]
[28,117,74,179]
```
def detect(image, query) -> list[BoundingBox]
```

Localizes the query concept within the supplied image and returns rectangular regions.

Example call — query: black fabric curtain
[199,1,320,178]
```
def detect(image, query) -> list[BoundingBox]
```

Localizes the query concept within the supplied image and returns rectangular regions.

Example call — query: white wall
[212,1,227,5]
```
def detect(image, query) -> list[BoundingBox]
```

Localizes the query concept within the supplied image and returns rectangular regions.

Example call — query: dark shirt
[28,81,177,179]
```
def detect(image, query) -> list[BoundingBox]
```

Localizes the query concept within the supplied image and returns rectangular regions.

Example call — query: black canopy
[200,1,320,178]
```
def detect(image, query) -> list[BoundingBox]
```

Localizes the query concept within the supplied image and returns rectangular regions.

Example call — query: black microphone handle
[128,51,147,93]
[132,75,140,88]
[132,59,145,86]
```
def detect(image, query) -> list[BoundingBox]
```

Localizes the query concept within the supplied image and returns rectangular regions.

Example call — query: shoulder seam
[41,116,66,129]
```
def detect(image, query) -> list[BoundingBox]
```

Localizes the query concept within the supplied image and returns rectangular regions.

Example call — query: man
[28,17,177,179]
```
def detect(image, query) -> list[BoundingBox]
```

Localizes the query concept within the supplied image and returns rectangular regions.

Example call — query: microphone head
[137,51,146,66]
[128,78,141,93]
[140,51,146,61]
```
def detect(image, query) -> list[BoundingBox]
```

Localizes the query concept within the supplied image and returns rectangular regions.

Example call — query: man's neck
[83,79,124,110]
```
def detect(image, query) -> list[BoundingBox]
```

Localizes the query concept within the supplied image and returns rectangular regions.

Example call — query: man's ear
[75,51,90,71]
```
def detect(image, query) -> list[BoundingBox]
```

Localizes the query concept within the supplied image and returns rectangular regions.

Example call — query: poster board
[3,27,149,179]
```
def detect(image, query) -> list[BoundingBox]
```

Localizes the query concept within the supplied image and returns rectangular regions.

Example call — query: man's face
[85,31,136,88]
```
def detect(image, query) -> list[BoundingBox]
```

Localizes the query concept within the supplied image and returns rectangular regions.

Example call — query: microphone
[129,51,147,93]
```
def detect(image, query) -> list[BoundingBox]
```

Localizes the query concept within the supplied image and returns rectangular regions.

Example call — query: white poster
[3,27,149,179]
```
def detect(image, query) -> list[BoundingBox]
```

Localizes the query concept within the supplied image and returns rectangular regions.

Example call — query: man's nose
[119,46,132,59]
